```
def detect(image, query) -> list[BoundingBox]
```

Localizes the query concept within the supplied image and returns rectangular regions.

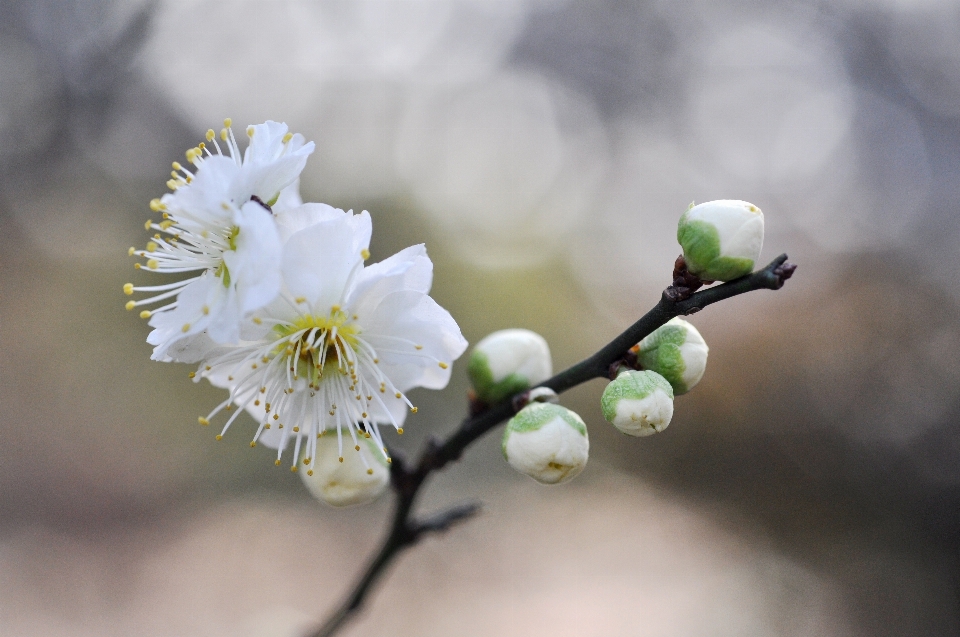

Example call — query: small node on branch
[512,386,560,411]
[608,347,640,380]
[468,389,488,417]
[664,255,707,302]
[772,261,797,288]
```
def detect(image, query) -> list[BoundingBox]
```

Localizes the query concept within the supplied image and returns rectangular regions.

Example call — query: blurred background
[1,0,960,634]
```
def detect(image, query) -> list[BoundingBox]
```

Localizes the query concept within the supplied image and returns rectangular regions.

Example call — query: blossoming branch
[125,120,795,637]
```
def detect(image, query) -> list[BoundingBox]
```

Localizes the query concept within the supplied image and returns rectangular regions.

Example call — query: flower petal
[225,200,282,314]
[347,244,433,313]
[147,273,234,359]
[281,211,372,310]
[362,290,467,391]
[276,202,348,242]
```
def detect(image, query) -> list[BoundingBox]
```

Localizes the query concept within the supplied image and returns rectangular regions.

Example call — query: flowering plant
[127,120,795,637]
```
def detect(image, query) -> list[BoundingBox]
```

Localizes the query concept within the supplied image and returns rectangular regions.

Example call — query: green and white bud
[468,329,552,404]
[502,403,588,485]
[636,318,708,395]
[601,370,674,437]
[299,434,390,507]
[677,200,764,281]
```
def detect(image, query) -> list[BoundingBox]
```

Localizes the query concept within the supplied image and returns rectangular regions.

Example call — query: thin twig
[307,254,796,637]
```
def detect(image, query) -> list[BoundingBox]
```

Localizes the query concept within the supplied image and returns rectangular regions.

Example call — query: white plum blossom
[601,370,674,437]
[124,119,315,361]
[467,328,552,404]
[193,209,468,472]
[502,402,589,485]
[299,432,390,507]
[635,317,709,395]
[677,199,764,282]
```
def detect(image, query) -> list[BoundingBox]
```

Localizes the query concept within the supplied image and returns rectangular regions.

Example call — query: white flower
[600,370,674,437]
[192,209,468,471]
[502,403,588,485]
[124,119,315,361]
[467,328,552,404]
[635,318,709,395]
[677,199,764,281]
[299,432,390,507]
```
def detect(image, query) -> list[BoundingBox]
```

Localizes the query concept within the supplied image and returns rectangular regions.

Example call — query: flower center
[273,307,362,380]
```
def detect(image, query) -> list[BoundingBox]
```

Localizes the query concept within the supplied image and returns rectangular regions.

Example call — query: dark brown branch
[307,254,796,637]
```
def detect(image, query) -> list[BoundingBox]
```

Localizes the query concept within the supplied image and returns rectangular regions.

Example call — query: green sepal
[600,371,673,424]
[468,350,531,404]
[638,325,689,394]
[677,217,754,281]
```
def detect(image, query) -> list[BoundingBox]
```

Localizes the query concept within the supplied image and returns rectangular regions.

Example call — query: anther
[215,435,222,441]
[125,301,136,311]
[397,428,404,435]
[206,129,215,141]
[439,362,449,369]
[282,132,293,143]
[198,417,209,426]
[411,407,418,413]
[146,242,158,252]
[139,310,151,319]
[128,247,135,256]
[224,118,232,128]
[250,441,257,447]
[290,466,297,473]
[361,249,370,260]
[246,126,254,137]
[366,468,374,475]
[354,445,360,451]
[181,323,191,333]
[147,259,159,269]
[274,459,281,466]
[338,457,344,463]
[188,372,196,379]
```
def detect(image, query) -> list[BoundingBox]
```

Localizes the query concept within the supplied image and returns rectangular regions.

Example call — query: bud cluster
[469,200,763,485]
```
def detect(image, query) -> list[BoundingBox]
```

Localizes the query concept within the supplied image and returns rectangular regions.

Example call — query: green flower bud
[502,403,588,484]
[636,318,708,395]
[469,329,552,404]
[677,200,764,281]
[601,370,674,437]
[299,434,389,507]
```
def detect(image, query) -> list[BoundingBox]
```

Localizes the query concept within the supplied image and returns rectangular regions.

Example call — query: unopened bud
[299,435,389,507]
[601,370,674,436]
[502,403,588,484]
[469,329,552,404]
[677,200,764,281]
[636,318,708,395]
